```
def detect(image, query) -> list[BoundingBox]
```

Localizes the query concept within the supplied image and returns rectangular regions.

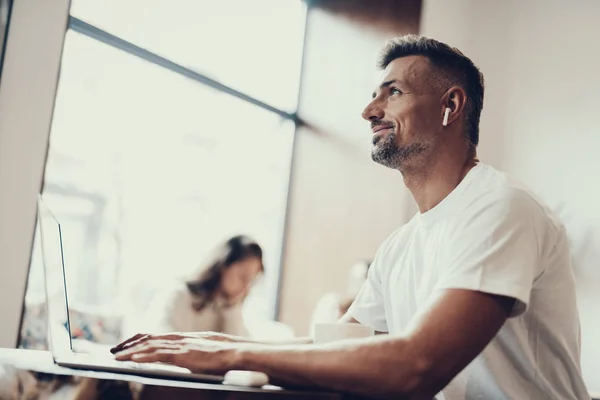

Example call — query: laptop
[37,195,225,382]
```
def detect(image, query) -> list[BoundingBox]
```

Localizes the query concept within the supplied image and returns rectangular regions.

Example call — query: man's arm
[235,289,513,398]
[111,331,312,354]
[116,289,514,399]
[242,336,314,345]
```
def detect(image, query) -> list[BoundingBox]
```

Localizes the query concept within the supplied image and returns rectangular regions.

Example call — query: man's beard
[371,131,431,170]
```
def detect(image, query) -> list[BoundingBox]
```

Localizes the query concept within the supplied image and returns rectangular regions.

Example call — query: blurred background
[0,0,599,394]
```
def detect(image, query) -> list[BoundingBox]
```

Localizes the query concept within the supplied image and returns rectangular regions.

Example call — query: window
[0,0,12,75]
[24,1,306,338]
[71,0,305,111]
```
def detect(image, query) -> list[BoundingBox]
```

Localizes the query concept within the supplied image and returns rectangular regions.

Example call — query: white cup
[313,322,374,344]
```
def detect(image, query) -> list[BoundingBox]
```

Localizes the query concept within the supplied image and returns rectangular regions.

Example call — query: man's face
[362,56,444,171]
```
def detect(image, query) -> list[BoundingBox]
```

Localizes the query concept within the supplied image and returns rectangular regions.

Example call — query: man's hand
[113,338,239,374]
[110,331,236,354]
[111,332,313,356]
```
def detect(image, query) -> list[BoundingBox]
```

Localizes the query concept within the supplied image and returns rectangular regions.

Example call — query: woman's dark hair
[186,235,264,312]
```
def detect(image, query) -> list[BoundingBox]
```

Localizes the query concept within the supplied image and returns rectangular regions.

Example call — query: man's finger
[119,335,160,352]
[115,341,161,360]
[115,341,182,360]
[116,334,170,353]
[111,333,148,354]
[114,333,186,354]
[111,333,146,353]
[131,349,176,364]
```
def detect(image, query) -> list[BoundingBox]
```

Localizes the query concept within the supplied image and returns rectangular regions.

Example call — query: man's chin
[371,149,400,170]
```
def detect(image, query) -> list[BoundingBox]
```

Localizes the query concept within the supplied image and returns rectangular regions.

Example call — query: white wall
[0,0,70,347]
[279,3,419,335]
[422,0,600,392]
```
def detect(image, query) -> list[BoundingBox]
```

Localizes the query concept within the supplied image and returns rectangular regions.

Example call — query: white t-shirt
[348,163,589,400]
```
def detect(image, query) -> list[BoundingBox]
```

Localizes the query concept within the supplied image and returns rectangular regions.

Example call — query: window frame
[0,0,307,347]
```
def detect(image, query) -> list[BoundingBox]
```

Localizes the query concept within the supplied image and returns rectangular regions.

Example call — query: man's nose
[362,99,384,122]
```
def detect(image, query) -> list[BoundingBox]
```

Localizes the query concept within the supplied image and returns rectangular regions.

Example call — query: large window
[24,0,306,337]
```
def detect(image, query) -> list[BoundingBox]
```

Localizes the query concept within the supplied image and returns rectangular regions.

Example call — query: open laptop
[37,195,225,382]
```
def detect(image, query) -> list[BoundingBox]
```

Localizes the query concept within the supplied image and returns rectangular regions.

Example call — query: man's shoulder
[386,215,419,240]
[468,165,544,211]
[464,164,560,230]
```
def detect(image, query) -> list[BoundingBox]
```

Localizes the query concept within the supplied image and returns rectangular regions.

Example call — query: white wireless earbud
[442,107,451,127]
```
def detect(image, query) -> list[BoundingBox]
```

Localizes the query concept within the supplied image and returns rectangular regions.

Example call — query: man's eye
[390,87,402,95]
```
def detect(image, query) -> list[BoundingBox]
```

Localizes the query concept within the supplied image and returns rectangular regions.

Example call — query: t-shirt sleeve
[347,236,396,333]
[435,188,543,317]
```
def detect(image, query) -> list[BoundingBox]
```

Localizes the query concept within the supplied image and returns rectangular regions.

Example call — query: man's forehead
[376,55,431,86]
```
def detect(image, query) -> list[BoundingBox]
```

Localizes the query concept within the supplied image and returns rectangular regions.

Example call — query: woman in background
[122,235,264,338]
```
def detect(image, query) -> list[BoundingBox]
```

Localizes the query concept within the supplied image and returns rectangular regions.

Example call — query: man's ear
[441,86,467,127]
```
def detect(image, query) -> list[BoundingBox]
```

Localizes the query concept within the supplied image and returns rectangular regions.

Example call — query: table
[0,348,345,399]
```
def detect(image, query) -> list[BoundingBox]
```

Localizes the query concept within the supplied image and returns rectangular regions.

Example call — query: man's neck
[402,151,478,214]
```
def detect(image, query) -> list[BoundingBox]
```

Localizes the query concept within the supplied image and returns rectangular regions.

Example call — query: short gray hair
[378,35,485,148]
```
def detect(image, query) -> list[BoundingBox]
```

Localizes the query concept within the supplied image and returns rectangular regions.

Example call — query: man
[112,35,589,399]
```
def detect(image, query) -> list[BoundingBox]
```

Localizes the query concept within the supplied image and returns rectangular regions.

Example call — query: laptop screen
[37,196,74,358]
